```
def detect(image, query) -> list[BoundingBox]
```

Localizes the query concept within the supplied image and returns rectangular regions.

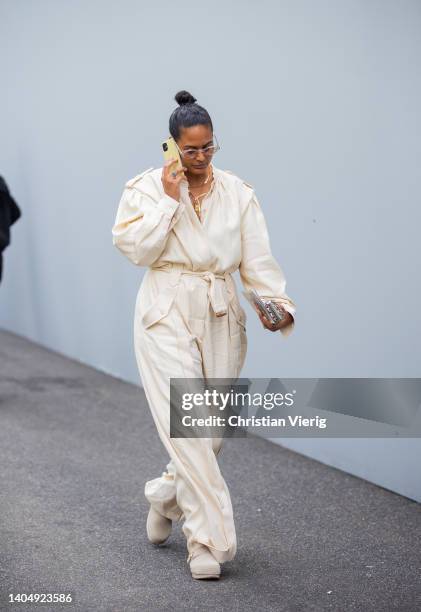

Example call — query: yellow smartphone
[162,136,183,174]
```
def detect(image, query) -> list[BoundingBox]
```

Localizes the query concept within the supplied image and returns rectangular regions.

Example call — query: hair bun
[174,90,197,106]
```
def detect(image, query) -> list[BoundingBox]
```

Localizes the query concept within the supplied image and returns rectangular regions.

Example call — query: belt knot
[200,271,227,317]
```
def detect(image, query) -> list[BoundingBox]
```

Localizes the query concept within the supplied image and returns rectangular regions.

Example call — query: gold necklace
[188,165,214,219]
[187,164,213,188]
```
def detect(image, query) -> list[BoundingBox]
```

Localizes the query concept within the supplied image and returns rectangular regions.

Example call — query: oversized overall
[112,164,296,564]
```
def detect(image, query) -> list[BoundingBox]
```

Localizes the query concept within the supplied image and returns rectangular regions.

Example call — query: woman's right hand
[161,159,187,202]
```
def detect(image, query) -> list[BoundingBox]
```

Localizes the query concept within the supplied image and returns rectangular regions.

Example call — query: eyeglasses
[175,134,221,160]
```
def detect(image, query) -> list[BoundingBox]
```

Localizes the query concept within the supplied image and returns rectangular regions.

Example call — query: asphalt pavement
[1,328,420,612]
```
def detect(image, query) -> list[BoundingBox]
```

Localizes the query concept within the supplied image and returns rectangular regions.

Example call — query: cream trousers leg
[134,268,247,564]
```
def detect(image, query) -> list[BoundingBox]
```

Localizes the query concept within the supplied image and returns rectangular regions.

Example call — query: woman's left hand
[256,305,294,332]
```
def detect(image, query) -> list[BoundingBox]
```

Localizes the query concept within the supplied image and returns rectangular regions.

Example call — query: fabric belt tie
[181,270,228,317]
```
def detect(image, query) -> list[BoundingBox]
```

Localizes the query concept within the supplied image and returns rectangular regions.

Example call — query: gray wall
[1,1,420,500]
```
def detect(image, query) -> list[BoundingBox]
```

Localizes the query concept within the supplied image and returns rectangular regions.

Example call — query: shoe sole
[148,537,170,545]
[191,573,221,580]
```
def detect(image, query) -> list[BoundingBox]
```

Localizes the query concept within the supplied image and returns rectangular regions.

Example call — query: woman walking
[111,90,296,580]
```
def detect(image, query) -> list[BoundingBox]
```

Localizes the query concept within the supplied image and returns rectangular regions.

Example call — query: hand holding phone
[161,137,186,202]
[161,159,187,203]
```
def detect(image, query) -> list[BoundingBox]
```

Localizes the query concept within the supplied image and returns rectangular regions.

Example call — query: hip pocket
[229,297,247,333]
[141,286,178,329]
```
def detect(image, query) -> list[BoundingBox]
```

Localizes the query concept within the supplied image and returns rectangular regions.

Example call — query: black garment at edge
[0,176,21,283]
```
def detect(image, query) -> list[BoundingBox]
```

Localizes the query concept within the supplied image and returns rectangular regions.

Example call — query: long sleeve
[239,189,297,338]
[112,178,185,267]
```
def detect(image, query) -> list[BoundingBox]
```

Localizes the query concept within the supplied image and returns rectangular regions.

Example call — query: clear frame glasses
[175,133,221,160]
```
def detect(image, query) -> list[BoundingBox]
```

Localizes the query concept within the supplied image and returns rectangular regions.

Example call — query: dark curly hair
[169,90,213,141]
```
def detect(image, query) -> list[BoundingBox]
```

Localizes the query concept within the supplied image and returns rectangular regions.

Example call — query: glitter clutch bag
[242,289,286,324]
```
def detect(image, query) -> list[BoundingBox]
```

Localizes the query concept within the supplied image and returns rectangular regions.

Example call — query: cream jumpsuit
[111,164,296,564]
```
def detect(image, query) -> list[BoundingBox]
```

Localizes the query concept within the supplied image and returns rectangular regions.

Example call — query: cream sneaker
[146,505,172,544]
[188,545,221,580]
